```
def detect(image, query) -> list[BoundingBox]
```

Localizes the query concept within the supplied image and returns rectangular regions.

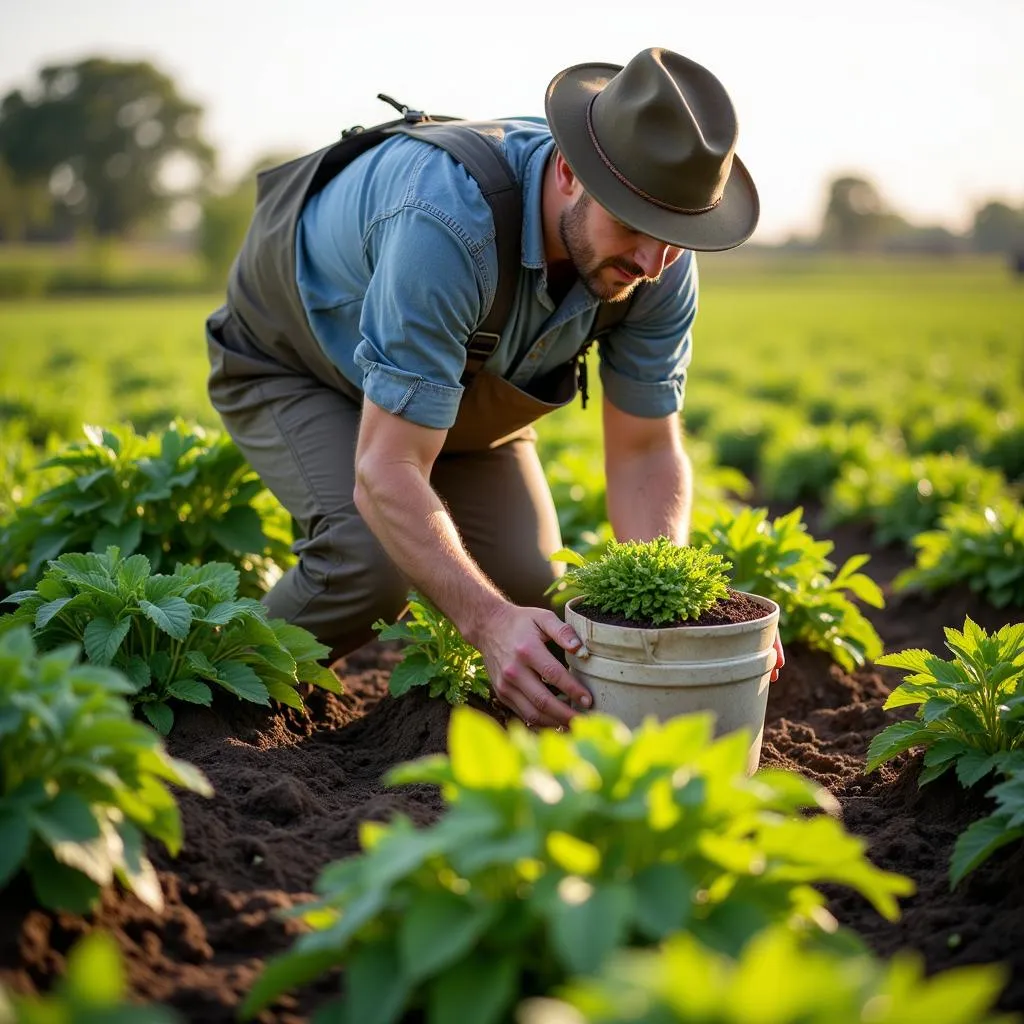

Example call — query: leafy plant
[0,626,211,913]
[0,420,293,597]
[373,594,490,705]
[0,930,182,1023]
[867,618,1024,781]
[894,500,1024,608]
[824,452,1012,546]
[0,547,341,734]
[690,505,884,671]
[528,926,1013,1024]
[867,619,1024,885]
[555,538,731,627]
[242,707,913,1023]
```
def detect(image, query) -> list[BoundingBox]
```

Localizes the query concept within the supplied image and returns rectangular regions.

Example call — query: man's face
[558,192,684,302]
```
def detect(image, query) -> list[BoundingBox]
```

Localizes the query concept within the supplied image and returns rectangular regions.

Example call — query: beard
[558,193,653,302]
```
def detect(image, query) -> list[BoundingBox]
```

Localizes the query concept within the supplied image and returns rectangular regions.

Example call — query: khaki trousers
[206,316,562,661]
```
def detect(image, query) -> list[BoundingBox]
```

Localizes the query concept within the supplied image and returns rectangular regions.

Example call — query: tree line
[1,56,1022,275]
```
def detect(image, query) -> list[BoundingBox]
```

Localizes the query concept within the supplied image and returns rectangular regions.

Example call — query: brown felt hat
[545,47,759,251]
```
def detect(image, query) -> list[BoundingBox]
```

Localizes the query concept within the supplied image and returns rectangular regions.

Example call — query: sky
[2,0,1022,243]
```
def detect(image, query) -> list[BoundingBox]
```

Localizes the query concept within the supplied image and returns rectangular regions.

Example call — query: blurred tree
[0,157,51,240]
[198,151,295,287]
[972,200,1024,254]
[0,58,215,238]
[818,175,907,251]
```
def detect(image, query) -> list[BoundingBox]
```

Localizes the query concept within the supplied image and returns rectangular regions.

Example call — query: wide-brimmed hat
[545,47,759,251]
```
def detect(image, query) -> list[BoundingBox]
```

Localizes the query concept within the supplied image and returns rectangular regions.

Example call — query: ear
[552,150,581,199]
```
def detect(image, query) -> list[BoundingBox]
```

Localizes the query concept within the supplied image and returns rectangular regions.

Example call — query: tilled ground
[2,524,1023,1021]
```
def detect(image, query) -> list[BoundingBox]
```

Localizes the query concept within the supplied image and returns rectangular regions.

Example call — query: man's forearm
[354,461,507,646]
[605,445,692,543]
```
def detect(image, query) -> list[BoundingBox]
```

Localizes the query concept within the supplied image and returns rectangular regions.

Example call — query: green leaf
[865,721,934,773]
[265,680,305,710]
[272,620,331,663]
[950,814,1024,887]
[216,661,271,704]
[28,852,101,913]
[140,596,192,640]
[94,517,144,557]
[166,678,213,705]
[83,617,132,666]
[31,791,101,847]
[342,937,410,1024]
[548,879,634,975]
[956,750,1004,788]
[208,505,268,554]
[426,949,518,1024]
[449,707,522,789]
[34,596,73,628]
[398,891,497,983]
[242,947,350,1019]
[185,650,219,678]
[632,862,694,939]
[0,809,32,886]
[142,702,174,734]
[389,652,437,697]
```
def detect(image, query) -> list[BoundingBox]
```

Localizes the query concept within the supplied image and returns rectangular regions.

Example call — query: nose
[633,239,674,279]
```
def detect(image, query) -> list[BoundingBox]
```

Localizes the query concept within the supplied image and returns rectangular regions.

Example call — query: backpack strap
[388,122,522,387]
[573,290,640,408]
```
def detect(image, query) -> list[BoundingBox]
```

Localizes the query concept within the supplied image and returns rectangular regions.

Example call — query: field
[1,254,1023,1022]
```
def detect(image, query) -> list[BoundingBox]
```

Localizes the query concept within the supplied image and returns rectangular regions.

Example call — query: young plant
[894,500,1024,608]
[533,926,1012,1024]
[0,930,182,1023]
[0,420,293,597]
[242,707,913,1023]
[690,505,884,672]
[868,619,1024,887]
[0,627,211,914]
[373,594,490,705]
[0,547,341,734]
[556,537,731,627]
[866,618,1024,784]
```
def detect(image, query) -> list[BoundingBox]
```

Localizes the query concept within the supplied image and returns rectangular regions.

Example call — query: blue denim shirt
[295,119,697,429]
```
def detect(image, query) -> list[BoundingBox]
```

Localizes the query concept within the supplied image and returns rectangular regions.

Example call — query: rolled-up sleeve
[355,205,489,429]
[598,251,698,418]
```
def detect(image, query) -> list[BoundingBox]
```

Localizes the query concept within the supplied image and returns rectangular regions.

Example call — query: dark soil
[3,522,1024,1021]
[575,588,770,628]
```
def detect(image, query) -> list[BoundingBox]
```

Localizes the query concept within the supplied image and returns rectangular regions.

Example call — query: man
[205,47,783,730]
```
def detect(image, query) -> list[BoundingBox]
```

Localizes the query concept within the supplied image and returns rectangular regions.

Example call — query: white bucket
[565,593,780,774]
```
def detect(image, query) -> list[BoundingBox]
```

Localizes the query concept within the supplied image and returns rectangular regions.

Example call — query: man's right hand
[475,603,593,728]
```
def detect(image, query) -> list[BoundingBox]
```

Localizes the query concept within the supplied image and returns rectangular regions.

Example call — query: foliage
[373,595,490,706]
[691,505,884,671]
[0,57,214,238]
[824,452,1012,546]
[895,501,1024,608]
[0,548,341,734]
[950,752,1024,888]
[0,930,182,1023]
[528,926,1014,1024]
[0,627,211,913]
[867,619,1024,885]
[867,619,1024,778]
[0,421,293,597]
[242,707,914,1022]
[555,538,732,627]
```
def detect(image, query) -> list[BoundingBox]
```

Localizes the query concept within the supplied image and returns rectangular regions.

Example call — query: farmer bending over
[204,47,784,729]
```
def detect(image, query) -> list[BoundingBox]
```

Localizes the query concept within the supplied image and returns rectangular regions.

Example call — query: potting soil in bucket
[565,593,780,774]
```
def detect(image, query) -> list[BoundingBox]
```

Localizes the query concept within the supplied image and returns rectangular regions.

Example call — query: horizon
[2,0,1022,245]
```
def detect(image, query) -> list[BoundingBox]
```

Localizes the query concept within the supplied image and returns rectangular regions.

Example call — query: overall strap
[574,291,640,408]
[389,122,522,387]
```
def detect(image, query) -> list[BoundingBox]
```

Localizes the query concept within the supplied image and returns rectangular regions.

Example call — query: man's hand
[477,604,593,728]
[771,632,785,682]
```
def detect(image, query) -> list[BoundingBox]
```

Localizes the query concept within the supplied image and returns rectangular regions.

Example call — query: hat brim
[545,61,760,252]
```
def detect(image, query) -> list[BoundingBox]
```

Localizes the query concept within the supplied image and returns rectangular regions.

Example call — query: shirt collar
[521,139,554,270]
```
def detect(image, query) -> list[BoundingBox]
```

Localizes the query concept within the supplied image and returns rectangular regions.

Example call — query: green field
[1,254,1021,467]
